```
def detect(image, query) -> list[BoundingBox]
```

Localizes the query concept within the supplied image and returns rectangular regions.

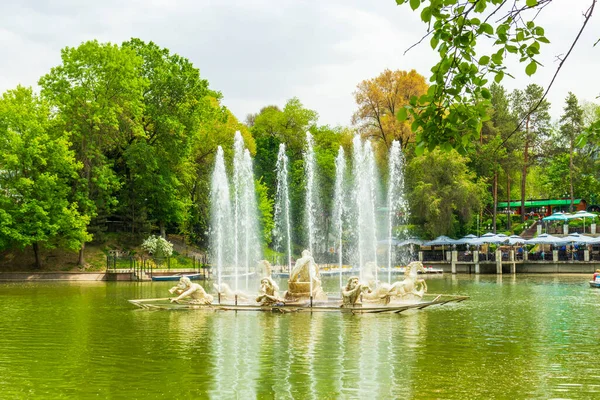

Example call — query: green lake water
[2,274,600,399]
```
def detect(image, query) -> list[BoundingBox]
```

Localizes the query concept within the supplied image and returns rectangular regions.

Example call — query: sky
[1,0,599,126]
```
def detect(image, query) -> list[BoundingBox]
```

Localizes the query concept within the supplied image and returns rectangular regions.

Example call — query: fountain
[333,146,346,290]
[350,135,379,282]
[273,144,292,274]
[129,133,471,313]
[209,146,232,292]
[304,132,320,256]
[386,140,409,284]
[209,132,262,294]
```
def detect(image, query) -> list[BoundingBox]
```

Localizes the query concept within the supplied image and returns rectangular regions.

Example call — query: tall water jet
[387,142,410,272]
[333,146,346,289]
[386,141,408,283]
[232,134,243,291]
[304,132,320,257]
[231,132,261,291]
[351,135,379,282]
[274,144,292,274]
[242,149,260,289]
[210,146,232,292]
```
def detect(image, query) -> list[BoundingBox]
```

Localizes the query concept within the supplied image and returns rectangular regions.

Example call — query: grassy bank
[0,233,207,272]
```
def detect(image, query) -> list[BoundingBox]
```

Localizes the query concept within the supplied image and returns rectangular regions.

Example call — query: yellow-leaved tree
[352,69,428,151]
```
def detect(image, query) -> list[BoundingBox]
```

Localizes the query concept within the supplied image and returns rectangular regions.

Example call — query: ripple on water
[2,275,600,399]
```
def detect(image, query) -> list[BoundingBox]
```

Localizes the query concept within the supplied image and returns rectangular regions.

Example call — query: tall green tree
[39,40,146,265]
[510,84,551,222]
[558,92,584,211]
[470,83,517,231]
[186,106,255,246]
[0,86,90,268]
[121,39,222,238]
[249,98,319,198]
[406,148,486,238]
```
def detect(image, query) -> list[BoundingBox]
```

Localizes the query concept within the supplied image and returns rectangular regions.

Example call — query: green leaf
[494,71,504,83]
[491,53,503,65]
[526,0,537,7]
[480,23,494,35]
[478,55,490,65]
[525,61,537,76]
[481,88,491,99]
[397,107,408,122]
[421,6,432,22]
[430,36,439,49]
[414,143,424,156]
[410,0,420,10]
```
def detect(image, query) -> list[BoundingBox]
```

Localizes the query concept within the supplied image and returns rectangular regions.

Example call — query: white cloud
[0,0,598,126]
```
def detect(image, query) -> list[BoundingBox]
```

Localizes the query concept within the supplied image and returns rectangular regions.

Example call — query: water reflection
[4,275,600,398]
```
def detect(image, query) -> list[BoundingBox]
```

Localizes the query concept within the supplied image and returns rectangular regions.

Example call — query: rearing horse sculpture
[388,261,428,299]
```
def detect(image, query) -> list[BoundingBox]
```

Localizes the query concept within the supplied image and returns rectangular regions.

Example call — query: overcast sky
[1,0,599,126]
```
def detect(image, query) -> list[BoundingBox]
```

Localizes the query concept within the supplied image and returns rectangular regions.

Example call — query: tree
[394,0,596,153]
[510,84,551,222]
[39,40,146,265]
[120,39,222,238]
[353,69,428,151]
[558,92,584,211]
[250,98,318,199]
[185,106,256,246]
[0,86,90,268]
[470,83,517,231]
[406,148,486,237]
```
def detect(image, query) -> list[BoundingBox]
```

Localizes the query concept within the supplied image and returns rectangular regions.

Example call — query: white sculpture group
[167,250,427,307]
[342,261,428,306]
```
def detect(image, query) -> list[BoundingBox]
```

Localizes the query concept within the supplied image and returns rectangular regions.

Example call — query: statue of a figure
[212,282,248,301]
[285,249,328,301]
[169,276,213,304]
[341,276,369,306]
[256,277,284,306]
[289,250,320,283]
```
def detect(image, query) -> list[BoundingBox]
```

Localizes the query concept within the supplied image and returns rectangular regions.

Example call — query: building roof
[498,199,583,208]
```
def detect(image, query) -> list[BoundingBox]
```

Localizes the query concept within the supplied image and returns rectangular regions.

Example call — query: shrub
[141,235,174,258]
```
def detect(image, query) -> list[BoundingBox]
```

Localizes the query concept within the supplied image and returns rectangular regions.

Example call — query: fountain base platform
[128,294,468,314]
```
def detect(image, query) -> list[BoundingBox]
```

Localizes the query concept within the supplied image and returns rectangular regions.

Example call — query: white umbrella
[396,238,424,247]
[454,234,478,245]
[573,210,597,233]
[525,233,570,245]
[471,233,509,246]
[566,232,600,245]
[508,235,527,245]
[423,236,459,259]
[423,236,460,246]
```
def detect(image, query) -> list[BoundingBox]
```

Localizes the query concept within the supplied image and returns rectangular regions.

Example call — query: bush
[141,235,174,258]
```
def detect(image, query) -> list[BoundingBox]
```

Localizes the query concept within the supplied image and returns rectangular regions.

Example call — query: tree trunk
[507,175,512,230]
[520,117,530,223]
[33,242,42,269]
[78,242,85,266]
[160,221,166,238]
[569,139,575,212]
[493,171,498,233]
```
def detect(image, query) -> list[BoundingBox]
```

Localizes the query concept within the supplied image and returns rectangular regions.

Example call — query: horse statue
[388,261,428,300]
[359,260,427,304]
[257,259,273,277]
